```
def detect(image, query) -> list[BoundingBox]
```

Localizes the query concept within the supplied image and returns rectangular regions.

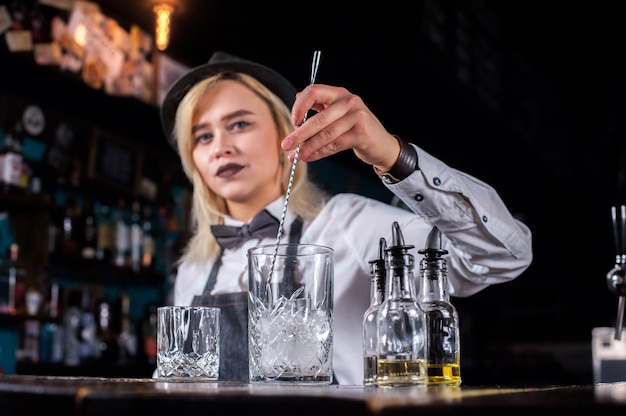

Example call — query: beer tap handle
[617,296,625,340]
[607,205,626,339]
[611,205,626,260]
[616,205,626,256]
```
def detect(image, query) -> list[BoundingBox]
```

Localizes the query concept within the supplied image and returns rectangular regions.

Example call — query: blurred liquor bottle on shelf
[113,198,130,268]
[48,282,59,318]
[63,289,83,366]
[48,203,60,258]
[96,203,113,263]
[417,226,461,387]
[0,243,19,314]
[362,237,386,386]
[80,199,97,260]
[0,121,25,194]
[79,289,98,362]
[117,291,137,364]
[142,303,157,365]
[39,321,62,364]
[20,319,40,363]
[63,288,99,365]
[141,205,156,272]
[57,196,79,259]
[130,200,143,272]
[96,297,120,363]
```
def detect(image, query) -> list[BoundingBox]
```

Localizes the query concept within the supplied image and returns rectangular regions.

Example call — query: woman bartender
[159,51,533,385]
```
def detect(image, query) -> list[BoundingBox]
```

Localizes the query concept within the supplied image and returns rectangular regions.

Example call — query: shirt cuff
[373,135,419,183]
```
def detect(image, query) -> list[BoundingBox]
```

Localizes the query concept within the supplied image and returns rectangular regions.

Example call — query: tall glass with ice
[248,244,334,384]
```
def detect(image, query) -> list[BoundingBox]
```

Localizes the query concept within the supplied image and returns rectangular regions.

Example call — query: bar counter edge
[2,374,626,416]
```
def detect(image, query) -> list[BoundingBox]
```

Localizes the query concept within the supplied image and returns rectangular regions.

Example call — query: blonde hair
[172,72,328,264]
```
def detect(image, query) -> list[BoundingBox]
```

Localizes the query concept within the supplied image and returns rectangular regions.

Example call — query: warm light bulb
[73,22,87,47]
[154,3,174,51]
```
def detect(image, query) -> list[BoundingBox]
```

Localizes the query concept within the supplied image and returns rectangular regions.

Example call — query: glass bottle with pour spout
[362,237,387,386]
[376,222,428,387]
[418,226,461,387]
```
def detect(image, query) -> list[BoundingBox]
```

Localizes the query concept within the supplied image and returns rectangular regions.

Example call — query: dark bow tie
[211,209,280,249]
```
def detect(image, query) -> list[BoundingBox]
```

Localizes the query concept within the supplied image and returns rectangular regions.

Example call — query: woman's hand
[281,84,401,173]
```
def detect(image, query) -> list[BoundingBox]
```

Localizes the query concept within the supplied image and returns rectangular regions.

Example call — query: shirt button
[433,177,441,186]
[414,193,424,202]
[482,215,488,223]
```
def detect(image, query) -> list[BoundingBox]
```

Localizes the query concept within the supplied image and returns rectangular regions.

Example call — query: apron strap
[200,248,223,296]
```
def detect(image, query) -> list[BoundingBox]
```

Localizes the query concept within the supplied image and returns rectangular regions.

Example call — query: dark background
[7,0,626,386]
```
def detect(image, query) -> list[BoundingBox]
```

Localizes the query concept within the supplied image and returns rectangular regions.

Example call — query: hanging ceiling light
[152,1,177,51]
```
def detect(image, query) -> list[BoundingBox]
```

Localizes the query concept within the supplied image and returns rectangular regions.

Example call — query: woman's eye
[194,132,213,144]
[231,120,250,131]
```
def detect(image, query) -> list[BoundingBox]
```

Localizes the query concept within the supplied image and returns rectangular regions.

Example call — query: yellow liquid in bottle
[377,358,428,387]
[427,363,462,386]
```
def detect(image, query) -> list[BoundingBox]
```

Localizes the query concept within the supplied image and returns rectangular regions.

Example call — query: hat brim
[160,51,297,149]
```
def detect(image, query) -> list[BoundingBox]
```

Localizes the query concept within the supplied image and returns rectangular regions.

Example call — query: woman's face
[191,80,283,215]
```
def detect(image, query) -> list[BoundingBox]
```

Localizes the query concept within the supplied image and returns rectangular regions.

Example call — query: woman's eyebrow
[192,109,255,134]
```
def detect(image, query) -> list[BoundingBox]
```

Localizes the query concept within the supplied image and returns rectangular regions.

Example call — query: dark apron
[192,218,302,381]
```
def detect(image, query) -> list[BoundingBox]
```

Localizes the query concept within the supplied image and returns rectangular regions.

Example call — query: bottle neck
[369,273,386,306]
[418,257,449,303]
[386,252,416,300]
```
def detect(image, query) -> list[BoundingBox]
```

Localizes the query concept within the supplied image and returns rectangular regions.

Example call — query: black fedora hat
[160,51,297,148]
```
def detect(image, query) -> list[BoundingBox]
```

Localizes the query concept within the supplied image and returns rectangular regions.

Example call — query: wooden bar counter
[2,374,626,416]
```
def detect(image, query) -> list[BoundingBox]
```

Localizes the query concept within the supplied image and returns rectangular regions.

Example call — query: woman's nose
[211,131,233,158]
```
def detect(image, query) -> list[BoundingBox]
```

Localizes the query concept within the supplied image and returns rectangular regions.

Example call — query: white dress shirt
[173,143,533,385]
